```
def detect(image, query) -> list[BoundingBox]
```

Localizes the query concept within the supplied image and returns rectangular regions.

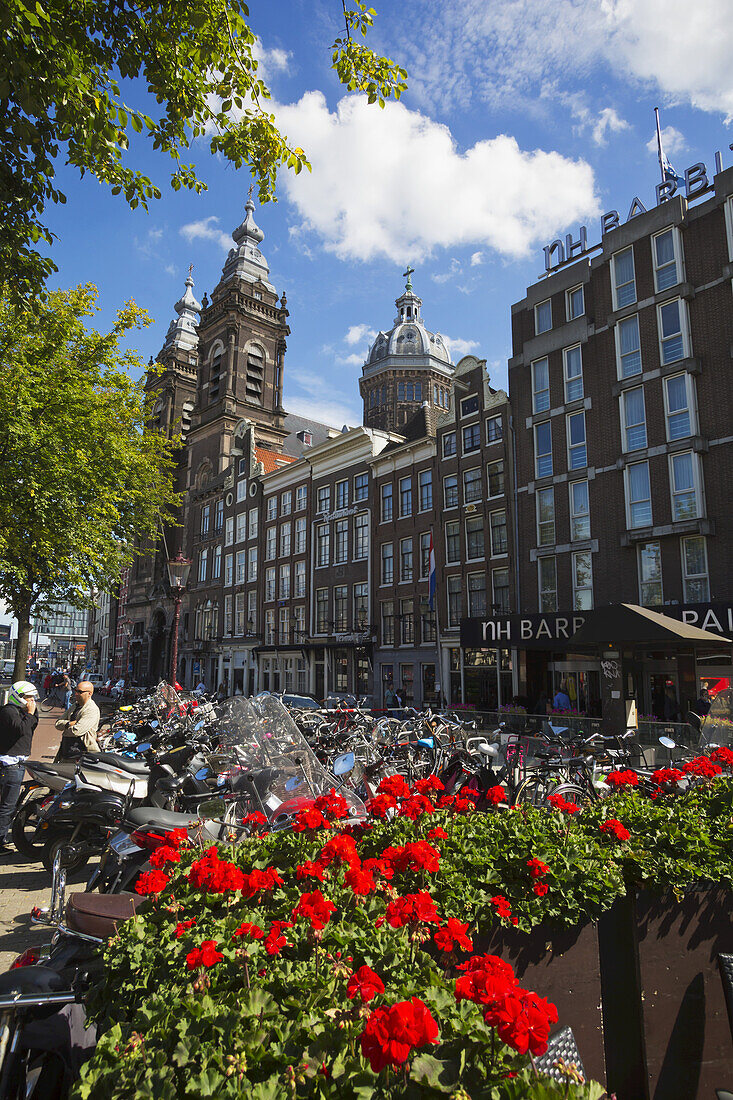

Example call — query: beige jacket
[55,697,101,751]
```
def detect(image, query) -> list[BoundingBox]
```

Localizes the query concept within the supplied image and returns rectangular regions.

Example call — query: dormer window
[296,429,313,446]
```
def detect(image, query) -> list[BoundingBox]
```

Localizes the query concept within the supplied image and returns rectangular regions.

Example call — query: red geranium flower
[292,807,329,832]
[413,776,445,795]
[367,793,397,819]
[148,845,181,869]
[490,895,513,923]
[344,864,376,895]
[427,826,448,841]
[264,921,292,956]
[455,954,516,1005]
[526,857,549,880]
[533,882,549,897]
[605,769,639,789]
[241,867,283,899]
[485,786,507,806]
[242,811,268,829]
[135,869,170,896]
[347,964,385,1003]
[651,767,684,786]
[187,847,245,893]
[232,921,265,941]
[600,818,630,842]
[397,794,434,820]
[319,833,359,869]
[547,793,581,815]
[683,756,723,778]
[381,841,440,875]
[485,990,558,1057]
[174,919,196,939]
[163,828,189,847]
[384,891,441,929]
[314,788,350,821]
[296,860,326,883]
[377,775,411,801]
[360,997,438,1071]
[292,889,337,931]
[186,940,224,970]
[711,746,733,769]
[434,918,473,953]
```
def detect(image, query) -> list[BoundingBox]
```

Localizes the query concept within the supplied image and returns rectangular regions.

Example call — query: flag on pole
[428,531,436,611]
[655,107,684,187]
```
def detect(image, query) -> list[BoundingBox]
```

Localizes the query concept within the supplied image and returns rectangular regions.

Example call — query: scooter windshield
[214,694,365,817]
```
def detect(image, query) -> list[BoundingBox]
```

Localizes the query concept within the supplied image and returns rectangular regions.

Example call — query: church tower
[359,269,455,432]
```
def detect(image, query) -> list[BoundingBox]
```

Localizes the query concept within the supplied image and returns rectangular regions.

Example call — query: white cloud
[252,39,291,78]
[470,251,484,266]
[345,323,377,346]
[273,92,599,263]
[402,0,733,119]
[336,352,365,367]
[164,264,177,277]
[180,216,232,253]
[590,107,629,146]
[444,334,480,360]
[134,226,166,259]
[646,125,686,157]
[432,258,462,284]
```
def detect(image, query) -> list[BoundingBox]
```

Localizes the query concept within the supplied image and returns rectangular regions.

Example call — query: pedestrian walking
[0,681,39,853]
[55,680,101,759]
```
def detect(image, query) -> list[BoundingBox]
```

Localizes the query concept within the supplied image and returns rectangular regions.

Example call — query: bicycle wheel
[549,783,588,809]
[514,774,558,808]
[39,695,57,714]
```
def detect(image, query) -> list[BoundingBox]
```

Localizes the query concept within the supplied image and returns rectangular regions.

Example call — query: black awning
[569,603,731,648]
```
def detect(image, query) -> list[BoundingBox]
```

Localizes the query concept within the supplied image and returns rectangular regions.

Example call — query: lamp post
[167,552,191,686]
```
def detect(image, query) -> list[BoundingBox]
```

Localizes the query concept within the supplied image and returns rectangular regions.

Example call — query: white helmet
[8,681,39,707]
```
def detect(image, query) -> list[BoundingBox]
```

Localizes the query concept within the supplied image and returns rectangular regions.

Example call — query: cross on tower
[248,183,255,200]
[188,263,194,277]
[403,264,414,291]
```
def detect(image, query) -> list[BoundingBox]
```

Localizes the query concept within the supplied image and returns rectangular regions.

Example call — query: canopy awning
[569,603,731,648]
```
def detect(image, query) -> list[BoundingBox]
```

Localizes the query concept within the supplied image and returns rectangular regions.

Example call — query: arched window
[209,341,224,403]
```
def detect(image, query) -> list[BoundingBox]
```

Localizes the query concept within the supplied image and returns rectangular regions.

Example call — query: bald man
[55,680,101,759]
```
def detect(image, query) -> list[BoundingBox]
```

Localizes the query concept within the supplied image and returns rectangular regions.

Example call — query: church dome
[365,271,452,370]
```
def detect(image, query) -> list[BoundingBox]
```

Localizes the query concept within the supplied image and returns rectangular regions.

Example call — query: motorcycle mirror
[659,736,676,749]
[136,743,152,753]
[195,767,209,781]
[149,720,159,730]
[198,797,226,819]
[193,720,205,732]
[285,777,303,791]
[333,751,355,776]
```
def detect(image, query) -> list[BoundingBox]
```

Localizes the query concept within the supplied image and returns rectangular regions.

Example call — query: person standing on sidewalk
[55,681,101,759]
[0,682,39,853]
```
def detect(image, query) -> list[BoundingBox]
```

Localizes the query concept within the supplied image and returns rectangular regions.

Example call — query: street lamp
[167,552,192,686]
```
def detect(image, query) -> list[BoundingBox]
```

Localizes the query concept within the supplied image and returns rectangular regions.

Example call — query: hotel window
[400,599,414,645]
[638,542,663,605]
[317,486,330,514]
[569,480,590,540]
[296,485,307,511]
[399,476,412,517]
[281,491,292,517]
[316,524,330,567]
[198,548,208,582]
[563,345,583,402]
[265,567,276,602]
[535,298,552,334]
[214,499,224,533]
[212,545,221,580]
[248,590,257,632]
[235,511,246,542]
[335,479,349,510]
[664,373,693,441]
[279,522,291,557]
[266,496,277,521]
[447,576,463,628]
[400,538,414,582]
[293,604,305,639]
[463,467,482,504]
[381,600,395,645]
[224,553,233,587]
[626,461,652,529]
[444,474,458,509]
[381,482,393,521]
[682,536,710,602]
[419,469,433,510]
[538,556,557,612]
[247,546,257,582]
[669,451,701,520]
[354,582,368,629]
[381,543,394,585]
[265,526,276,560]
[446,521,460,564]
[354,512,369,560]
[225,516,234,546]
[200,505,210,536]
[224,595,233,636]
[536,487,555,546]
[467,573,487,618]
[279,563,290,600]
[487,460,504,498]
[294,516,306,554]
[443,431,457,457]
[534,422,552,478]
[353,472,368,502]
[466,516,485,561]
[235,593,245,636]
[531,357,549,413]
[334,518,348,564]
[420,532,431,578]
[279,608,290,645]
[462,423,480,453]
[612,246,636,308]
[621,386,647,451]
[616,314,642,379]
[486,415,503,443]
[236,479,247,503]
[264,609,275,645]
[566,284,584,320]
[493,568,510,614]
[316,589,329,634]
[567,411,587,470]
[295,559,306,598]
[334,586,348,632]
[572,551,593,610]
[658,299,687,365]
[490,510,508,556]
[248,508,258,541]
[652,227,681,292]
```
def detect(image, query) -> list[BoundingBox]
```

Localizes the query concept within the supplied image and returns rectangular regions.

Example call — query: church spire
[220,188,275,291]
[163,266,202,352]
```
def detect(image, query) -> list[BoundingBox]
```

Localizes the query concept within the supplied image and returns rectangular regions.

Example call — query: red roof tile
[256,447,296,474]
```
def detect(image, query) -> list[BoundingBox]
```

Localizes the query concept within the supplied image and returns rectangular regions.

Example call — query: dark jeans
[0,763,25,844]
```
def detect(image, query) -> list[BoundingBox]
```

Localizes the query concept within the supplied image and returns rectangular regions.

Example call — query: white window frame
[566,410,587,471]
[381,543,394,585]
[534,421,553,478]
[566,284,584,321]
[487,460,504,499]
[538,556,557,613]
[445,521,460,565]
[447,575,463,628]
[467,572,487,618]
[236,511,247,543]
[353,512,369,561]
[399,476,412,517]
[489,510,508,557]
[294,516,306,555]
[534,298,552,335]
[295,560,306,598]
[536,486,555,547]
[247,546,257,582]
[247,590,257,631]
[198,548,208,583]
[572,550,593,610]
[224,516,234,547]
[615,314,642,379]
[235,549,246,584]
[316,524,330,567]
[569,480,590,541]
[492,568,510,614]
[399,537,413,582]
[248,508,258,541]
[281,490,292,516]
[625,460,652,530]
[531,357,550,414]
[353,472,368,502]
[266,496,277,522]
[224,552,233,587]
[212,545,221,580]
[460,394,480,418]
[334,518,348,564]
[465,516,485,562]
[316,486,330,515]
[651,226,683,293]
[380,482,393,522]
[265,526,276,561]
[279,563,291,600]
[265,567,276,602]
[463,467,483,504]
[637,541,663,606]
[657,297,690,366]
[236,480,247,503]
[462,422,481,454]
[279,522,291,558]
[418,469,433,511]
[295,485,307,511]
[620,386,647,453]
[442,431,457,458]
[335,479,349,510]
[612,245,636,310]
[663,372,696,442]
[681,535,710,602]
[668,450,704,522]
[563,345,583,403]
[443,474,458,510]
[486,415,503,444]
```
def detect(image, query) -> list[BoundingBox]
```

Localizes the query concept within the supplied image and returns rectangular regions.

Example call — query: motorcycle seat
[0,965,67,996]
[126,806,200,830]
[65,892,141,939]
[82,752,150,776]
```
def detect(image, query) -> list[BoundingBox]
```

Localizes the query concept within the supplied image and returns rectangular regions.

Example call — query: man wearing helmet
[0,682,39,853]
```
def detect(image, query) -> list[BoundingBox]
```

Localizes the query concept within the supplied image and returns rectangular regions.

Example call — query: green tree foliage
[0,0,408,301]
[0,285,180,676]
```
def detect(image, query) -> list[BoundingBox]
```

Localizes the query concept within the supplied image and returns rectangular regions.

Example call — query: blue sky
[42,0,732,431]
